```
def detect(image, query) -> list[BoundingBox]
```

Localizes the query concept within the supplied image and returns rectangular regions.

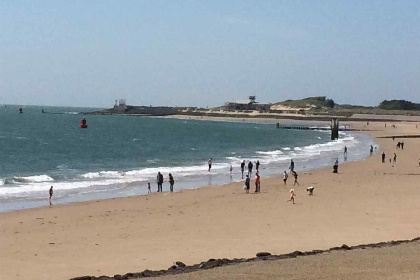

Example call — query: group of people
[154,172,175,193]
[240,160,260,178]
[396,141,404,149]
[242,159,304,205]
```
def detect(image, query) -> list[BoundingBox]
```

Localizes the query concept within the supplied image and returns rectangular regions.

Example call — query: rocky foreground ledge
[70,237,419,280]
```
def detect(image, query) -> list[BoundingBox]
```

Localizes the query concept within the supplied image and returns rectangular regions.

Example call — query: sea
[0,105,377,212]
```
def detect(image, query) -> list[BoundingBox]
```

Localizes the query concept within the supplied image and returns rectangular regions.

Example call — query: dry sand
[1,121,419,280]
[160,240,420,280]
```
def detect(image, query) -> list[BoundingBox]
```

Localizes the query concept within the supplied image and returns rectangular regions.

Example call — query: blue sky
[1,0,419,107]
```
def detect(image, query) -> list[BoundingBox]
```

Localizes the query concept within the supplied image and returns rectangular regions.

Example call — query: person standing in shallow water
[255,160,260,172]
[240,160,245,178]
[248,161,253,176]
[168,173,174,192]
[157,172,163,192]
[208,158,212,172]
[49,186,53,206]
[289,159,295,173]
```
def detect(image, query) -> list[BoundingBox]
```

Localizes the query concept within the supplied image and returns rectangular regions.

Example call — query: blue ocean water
[0,105,375,212]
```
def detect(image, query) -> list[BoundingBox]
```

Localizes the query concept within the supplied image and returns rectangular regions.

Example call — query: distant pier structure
[331,118,339,140]
[276,118,340,140]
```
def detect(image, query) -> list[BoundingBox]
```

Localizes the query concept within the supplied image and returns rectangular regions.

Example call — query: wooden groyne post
[331,118,339,140]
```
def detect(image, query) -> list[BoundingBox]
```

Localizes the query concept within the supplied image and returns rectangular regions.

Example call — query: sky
[1,0,419,108]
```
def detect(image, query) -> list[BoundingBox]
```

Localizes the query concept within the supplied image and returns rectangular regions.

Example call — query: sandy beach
[1,120,420,280]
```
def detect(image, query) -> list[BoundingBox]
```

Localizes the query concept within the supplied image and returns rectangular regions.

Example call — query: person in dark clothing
[289,159,295,173]
[381,152,386,163]
[401,142,404,150]
[49,186,53,206]
[157,172,163,192]
[393,153,397,163]
[244,175,250,194]
[248,161,253,176]
[370,145,374,156]
[240,160,245,178]
[255,160,260,172]
[168,173,174,192]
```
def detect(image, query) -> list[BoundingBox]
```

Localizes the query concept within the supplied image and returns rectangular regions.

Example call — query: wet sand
[1,121,419,280]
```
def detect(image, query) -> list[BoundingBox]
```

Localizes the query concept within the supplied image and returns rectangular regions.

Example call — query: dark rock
[289,250,303,257]
[176,261,186,268]
[341,244,351,250]
[256,252,271,257]
[113,275,122,280]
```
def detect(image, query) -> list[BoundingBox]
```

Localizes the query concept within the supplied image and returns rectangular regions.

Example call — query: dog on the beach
[307,186,314,195]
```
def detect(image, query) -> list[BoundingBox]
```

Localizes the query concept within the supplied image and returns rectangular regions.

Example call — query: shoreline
[0,118,373,213]
[1,120,420,279]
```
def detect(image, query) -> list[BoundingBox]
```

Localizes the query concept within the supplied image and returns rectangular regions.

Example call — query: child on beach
[147,182,151,194]
[229,165,233,173]
[282,171,288,185]
[288,189,295,204]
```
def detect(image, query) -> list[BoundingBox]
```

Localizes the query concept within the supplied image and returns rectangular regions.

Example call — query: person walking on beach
[289,159,295,173]
[370,145,374,156]
[240,160,245,178]
[147,182,151,194]
[208,158,212,172]
[229,165,233,174]
[401,142,404,150]
[168,173,174,192]
[157,172,163,192]
[244,175,250,194]
[292,171,299,186]
[382,152,386,163]
[344,146,347,156]
[248,161,253,176]
[49,186,53,206]
[282,171,288,185]
[255,160,260,172]
[288,189,295,204]
[393,153,397,163]
[254,172,260,193]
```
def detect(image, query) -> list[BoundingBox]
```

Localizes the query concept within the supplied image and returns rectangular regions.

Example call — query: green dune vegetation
[378,100,420,110]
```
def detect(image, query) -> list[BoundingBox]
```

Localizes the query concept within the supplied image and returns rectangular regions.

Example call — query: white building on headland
[223,96,270,111]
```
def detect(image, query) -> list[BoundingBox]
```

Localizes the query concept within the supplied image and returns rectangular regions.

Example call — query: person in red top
[254,172,260,193]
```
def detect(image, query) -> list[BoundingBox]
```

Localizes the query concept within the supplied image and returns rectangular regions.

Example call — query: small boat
[79,118,88,128]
